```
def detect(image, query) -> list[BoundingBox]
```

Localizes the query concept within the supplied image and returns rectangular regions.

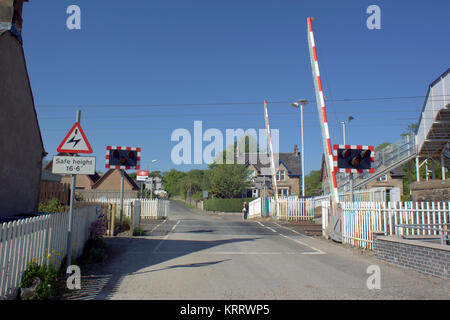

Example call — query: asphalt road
[70,200,449,300]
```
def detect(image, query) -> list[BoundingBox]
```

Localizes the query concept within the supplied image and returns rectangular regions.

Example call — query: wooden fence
[39,181,70,206]
[340,201,450,249]
[0,206,99,299]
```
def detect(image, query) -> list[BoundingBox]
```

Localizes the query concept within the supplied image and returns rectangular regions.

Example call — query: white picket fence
[248,198,263,219]
[248,196,314,221]
[83,198,169,220]
[140,199,169,220]
[0,206,99,299]
[340,201,450,249]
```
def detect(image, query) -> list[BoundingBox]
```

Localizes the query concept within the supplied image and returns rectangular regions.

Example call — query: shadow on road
[67,236,259,300]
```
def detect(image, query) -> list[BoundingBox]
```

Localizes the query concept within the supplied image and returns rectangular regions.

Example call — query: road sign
[137,170,149,182]
[57,122,93,154]
[52,156,96,175]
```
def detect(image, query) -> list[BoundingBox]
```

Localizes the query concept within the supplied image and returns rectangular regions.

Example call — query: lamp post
[340,116,354,145]
[340,116,354,197]
[147,159,158,199]
[291,99,309,197]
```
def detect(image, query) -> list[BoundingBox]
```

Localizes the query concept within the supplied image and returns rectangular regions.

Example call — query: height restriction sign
[57,122,93,154]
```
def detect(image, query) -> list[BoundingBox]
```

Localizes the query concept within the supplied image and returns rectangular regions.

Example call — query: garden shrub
[204,198,254,212]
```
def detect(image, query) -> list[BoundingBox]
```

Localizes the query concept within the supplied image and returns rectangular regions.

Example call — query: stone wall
[410,179,450,202]
[373,234,449,280]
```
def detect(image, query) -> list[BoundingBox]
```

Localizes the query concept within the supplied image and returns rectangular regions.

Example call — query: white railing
[82,198,169,220]
[248,198,262,219]
[254,196,314,221]
[340,201,450,249]
[0,206,99,299]
[416,71,449,154]
[140,199,169,220]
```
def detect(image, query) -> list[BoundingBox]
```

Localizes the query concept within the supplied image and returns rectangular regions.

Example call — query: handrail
[395,223,450,245]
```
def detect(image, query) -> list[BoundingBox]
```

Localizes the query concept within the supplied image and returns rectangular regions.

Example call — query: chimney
[0,0,27,41]
[293,144,298,156]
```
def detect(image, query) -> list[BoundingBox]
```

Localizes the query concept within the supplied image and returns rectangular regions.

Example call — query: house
[92,169,139,191]
[238,145,302,197]
[0,0,47,217]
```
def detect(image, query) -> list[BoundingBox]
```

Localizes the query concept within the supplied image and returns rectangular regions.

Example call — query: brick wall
[410,179,450,202]
[373,235,449,280]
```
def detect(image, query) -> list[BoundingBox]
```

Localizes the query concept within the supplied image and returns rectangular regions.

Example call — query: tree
[128,172,137,181]
[304,170,322,197]
[209,164,250,198]
[162,169,187,197]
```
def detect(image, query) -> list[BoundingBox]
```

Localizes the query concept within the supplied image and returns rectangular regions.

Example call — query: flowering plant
[88,213,108,240]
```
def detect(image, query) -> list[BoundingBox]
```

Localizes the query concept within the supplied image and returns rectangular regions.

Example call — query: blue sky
[23,0,450,175]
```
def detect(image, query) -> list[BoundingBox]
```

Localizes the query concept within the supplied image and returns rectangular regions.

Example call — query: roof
[92,169,139,190]
[237,152,302,176]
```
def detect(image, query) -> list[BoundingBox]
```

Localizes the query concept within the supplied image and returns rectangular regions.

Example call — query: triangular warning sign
[57,122,93,154]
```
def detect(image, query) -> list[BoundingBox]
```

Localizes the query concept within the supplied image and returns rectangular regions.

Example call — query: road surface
[69,200,449,300]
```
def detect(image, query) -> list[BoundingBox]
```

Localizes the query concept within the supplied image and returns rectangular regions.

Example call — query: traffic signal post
[105,146,141,229]
[333,145,375,201]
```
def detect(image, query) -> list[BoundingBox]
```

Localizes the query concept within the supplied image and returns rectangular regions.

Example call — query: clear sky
[23,0,450,175]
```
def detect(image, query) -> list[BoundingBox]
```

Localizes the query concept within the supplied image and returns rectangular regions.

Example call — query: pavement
[66,200,450,300]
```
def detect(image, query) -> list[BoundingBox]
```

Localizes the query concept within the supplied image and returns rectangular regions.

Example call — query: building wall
[410,179,450,202]
[61,175,94,190]
[276,164,300,196]
[362,174,404,195]
[94,170,136,191]
[0,31,44,217]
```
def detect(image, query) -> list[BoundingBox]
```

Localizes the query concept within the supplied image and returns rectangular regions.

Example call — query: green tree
[304,170,322,197]
[128,172,137,181]
[162,169,187,197]
[209,164,250,198]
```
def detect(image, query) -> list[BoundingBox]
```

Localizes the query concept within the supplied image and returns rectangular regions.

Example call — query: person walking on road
[242,202,248,220]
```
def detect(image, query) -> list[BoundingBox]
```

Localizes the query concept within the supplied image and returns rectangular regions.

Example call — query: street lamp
[291,99,309,197]
[340,116,354,197]
[147,160,158,199]
[340,116,354,145]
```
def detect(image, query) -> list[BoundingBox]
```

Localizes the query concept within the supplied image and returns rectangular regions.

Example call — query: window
[252,189,259,198]
[278,188,289,196]
[276,170,285,181]
[377,174,388,182]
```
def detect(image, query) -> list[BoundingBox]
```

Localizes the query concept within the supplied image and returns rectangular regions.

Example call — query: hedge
[203,198,254,212]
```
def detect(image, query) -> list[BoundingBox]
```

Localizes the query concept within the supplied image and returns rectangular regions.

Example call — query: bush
[19,263,60,300]
[78,238,108,264]
[38,198,69,213]
[204,198,254,212]
[133,226,145,236]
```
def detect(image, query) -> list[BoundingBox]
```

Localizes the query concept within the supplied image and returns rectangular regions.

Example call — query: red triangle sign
[57,122,93,154]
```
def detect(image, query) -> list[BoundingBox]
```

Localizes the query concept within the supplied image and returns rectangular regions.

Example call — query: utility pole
[119,169,125,227]
[66,109,81,268]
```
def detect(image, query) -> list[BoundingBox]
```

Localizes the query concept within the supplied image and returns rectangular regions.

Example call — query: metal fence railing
[339,201,450,249]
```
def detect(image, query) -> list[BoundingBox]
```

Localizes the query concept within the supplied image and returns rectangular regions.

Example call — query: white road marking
[153,234,169,253]
[260,222,326,255]
[171,220,180,231]
[150,219,167,233]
